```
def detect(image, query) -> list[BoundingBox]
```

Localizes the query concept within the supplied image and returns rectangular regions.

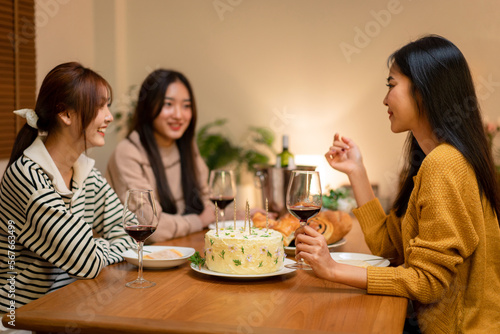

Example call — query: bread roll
[252,210,352,246]
[252,212,297,246]
[273,213,300,246]
[309,210,352,244]
[251,212,279,229]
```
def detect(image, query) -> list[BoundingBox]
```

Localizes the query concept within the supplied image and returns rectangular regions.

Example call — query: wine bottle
[276,135,295,168]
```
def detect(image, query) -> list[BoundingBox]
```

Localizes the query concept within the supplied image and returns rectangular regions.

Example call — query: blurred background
[3,0,500,210]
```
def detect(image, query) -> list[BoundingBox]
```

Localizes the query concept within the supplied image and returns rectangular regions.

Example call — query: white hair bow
[14,108,38,129]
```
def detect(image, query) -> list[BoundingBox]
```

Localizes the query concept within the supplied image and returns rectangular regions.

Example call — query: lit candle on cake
[215,202,219,235]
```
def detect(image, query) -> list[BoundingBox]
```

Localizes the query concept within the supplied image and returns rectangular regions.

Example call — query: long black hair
[128,69,204,215]
[391,35,500,222]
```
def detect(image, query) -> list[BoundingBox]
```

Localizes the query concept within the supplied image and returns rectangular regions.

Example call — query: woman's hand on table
[324,133,364,177]
[295,225,337,281]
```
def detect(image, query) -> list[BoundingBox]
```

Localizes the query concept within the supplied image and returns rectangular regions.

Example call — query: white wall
[35,0,95,89]
[30,0,500,208]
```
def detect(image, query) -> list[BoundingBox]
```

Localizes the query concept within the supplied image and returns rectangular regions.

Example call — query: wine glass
[208,170,236,228]
[123,189,159,288]
[285,170,322,270]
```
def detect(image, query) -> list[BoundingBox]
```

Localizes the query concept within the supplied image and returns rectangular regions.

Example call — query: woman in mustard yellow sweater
[295,35,500,333]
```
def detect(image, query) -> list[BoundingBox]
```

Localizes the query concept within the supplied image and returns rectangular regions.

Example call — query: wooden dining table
[2,217,407,334]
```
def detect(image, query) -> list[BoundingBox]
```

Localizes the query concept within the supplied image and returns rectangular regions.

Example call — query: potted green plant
[196,118,276,181]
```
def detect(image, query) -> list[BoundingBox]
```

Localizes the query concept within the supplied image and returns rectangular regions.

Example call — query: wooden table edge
[3,309,358,334]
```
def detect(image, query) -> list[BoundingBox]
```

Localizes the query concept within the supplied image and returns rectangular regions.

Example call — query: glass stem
[220,209,226,228]
[298,219,308,264]
[137,241,144,281]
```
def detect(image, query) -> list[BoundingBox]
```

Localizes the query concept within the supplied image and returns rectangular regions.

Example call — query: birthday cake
[204,226,285,275]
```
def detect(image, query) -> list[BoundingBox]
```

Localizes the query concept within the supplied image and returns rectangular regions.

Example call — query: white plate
[330,252,390,267]
[284,238,347,255]
[208,220,247,230]
[122,246,195,269]
[190,258,296,279]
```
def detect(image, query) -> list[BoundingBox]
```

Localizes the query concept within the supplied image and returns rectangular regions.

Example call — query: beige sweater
[106,131,213,242]
[353,143,500,333]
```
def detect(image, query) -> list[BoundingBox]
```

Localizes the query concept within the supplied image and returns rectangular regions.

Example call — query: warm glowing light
[294,154,349,191]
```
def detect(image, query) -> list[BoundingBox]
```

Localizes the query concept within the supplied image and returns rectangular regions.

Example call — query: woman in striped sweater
[0,62,135,314]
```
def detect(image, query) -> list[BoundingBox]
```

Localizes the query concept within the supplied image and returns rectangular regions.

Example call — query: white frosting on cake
[204,226,285,274]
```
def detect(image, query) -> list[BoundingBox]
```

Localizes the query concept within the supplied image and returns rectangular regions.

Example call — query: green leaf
[322,187,352,210]
[189,252,206,269]
[195,118,276,180]
[197,118,228,140]
[242,151,270,172]
[233,259,242,266]
[248,126,275,148]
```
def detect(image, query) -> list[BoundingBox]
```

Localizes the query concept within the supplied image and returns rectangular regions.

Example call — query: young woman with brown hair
[0,62,134,313]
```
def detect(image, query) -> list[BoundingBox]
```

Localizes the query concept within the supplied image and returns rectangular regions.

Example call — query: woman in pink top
[107,70,215,242]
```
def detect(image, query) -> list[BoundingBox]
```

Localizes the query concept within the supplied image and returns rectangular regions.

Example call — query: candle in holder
[244,200,248,234]
[266,198,269,232]
[246,201,251,235]
[215,202,219,235]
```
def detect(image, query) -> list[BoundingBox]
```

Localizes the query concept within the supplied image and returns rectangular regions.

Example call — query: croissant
[308,210,352,244]
[252,212,295,245]
[252,210,352,246]
[252,212,278,229]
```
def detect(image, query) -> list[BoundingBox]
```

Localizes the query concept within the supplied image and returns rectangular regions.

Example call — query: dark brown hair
[7,62,112,168]
[128,69,203,215]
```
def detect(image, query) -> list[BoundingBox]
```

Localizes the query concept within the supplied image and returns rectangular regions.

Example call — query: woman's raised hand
[325,133,375,208]
[324,133,364,176]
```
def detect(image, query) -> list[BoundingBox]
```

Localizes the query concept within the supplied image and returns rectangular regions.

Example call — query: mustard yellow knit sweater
[353,143,500,333]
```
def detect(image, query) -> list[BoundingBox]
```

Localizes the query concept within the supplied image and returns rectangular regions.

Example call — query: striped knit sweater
[0,137,135,313]
[353,143,500,333]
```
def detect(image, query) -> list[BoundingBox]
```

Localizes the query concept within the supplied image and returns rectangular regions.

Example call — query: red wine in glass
[125,225,157,242]
[288,205,321,221]
[208,170,237,228]
[285,170,322,270]
[123,189,158,289]
[209,196,235,210]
